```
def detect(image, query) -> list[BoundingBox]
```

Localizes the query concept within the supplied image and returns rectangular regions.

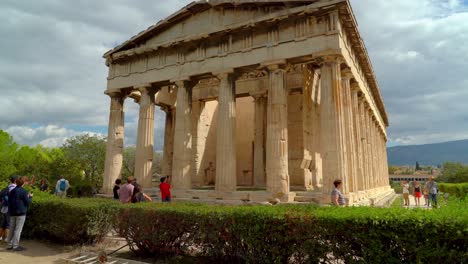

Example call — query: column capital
[213,68,236,79]
[249,91,267,99]
[350,82,360,92]
[260,59,289,71]
[315,55,345,66]
[341,68,353,80]
[104,89,127,99]
[134,83,153,91]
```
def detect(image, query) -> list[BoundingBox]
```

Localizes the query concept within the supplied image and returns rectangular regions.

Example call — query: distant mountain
[387,139,468,166]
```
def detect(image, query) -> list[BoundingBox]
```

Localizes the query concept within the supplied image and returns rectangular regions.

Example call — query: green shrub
[22,197,468,263]
[114,202,468,263]
[439,183,468,198]
[23,196,120,244]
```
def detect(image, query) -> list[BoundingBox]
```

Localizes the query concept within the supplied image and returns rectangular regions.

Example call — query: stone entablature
[101,0,392,204]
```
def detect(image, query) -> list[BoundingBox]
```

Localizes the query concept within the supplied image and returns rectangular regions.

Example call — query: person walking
[0,176,17,242]
[402,181,410,206]
[423,183,430,207]
[331,179,346,206]
[6,177,33,251]
[413,182,422,207]
[55,176,69,198]
[119,177,135,204]
[426,176,438,208]
[159,176,171,203]
[113,179,122,200]
[132,185,152,203]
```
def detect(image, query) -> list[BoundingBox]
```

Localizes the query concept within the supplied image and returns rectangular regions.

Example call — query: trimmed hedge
[23,196,120,244]
[21,196,468,263]
[115,202,468,263]
[439,183,468,198]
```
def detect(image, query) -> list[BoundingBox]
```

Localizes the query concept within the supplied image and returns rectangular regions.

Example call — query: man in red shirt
[159,176,171,202]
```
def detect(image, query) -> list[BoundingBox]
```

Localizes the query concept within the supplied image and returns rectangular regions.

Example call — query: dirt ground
[0,239,74,264]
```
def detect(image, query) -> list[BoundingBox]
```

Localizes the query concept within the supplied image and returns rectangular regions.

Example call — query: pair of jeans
[6,215,26,248]
[429,193,437,207]
[162,197,171,202]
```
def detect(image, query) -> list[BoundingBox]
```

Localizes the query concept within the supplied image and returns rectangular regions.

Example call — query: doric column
[134,84,157,188]
[319,57,348,195]
[341,69,357,194]
[265,63,290,200]
[367,110,376,189]
[383,133,389,186]
[161,105,174,177]
[103,92,126,194]
[351,85,364,192]
[215,71,237,192]
[358,97,369,191]
[171,80,193,190]
[250,92,267,187]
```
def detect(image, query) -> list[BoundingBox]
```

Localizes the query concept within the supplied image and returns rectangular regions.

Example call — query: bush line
[23,196,468,263]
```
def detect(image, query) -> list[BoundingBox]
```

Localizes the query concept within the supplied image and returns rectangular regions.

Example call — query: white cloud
[0,0,467,147]
[5,125,104,147]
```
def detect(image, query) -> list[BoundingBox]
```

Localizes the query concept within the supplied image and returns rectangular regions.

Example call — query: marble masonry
[102,0,393,205]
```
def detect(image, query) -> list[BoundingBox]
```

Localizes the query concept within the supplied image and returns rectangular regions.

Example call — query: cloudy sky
[1,0,467,149]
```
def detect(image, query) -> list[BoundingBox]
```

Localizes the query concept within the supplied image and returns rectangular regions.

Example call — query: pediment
[104,0,320,58]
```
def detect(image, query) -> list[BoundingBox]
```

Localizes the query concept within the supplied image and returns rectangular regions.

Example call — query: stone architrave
[215,71,237,193]
[161,105,174,177]
[265,63,290,200]
[341,69,357,193]
[171,80,193,190]
[134,85,157,188]
[320,57,348,195]
[103,92,125,194]
[250,92,267,187]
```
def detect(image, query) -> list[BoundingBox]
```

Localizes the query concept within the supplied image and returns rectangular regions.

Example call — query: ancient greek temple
[102,0,393,205]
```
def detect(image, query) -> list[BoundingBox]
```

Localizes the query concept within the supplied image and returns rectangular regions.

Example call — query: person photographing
[6,176,33,251]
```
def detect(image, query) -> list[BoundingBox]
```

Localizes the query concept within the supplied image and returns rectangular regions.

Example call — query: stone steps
[293,191,322,203]
[61,253,146,264]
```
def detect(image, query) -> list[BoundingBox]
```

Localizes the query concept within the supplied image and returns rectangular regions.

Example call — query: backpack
[59,180,67,192]
[0,187,9,213]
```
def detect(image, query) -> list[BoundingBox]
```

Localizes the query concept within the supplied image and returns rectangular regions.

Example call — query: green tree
[415,161,422,171]
[61,134,106,187]
[122,146,136,179]
[438,162,468,183]
[388,166,398,175]
[0,130,18,180]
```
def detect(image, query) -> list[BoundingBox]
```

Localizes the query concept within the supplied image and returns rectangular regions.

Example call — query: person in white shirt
[55,176,70,198]
[402,180,410,206]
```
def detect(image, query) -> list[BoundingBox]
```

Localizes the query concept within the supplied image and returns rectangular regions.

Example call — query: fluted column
[135,85,157,188]
[367,110,376,189]
[351,85,364,192]
[161,106,174,177]
[251,92,267,187]
[103,92,125,194]
[215,71,237,192]
[383,133,389,186]
[341,69,357,194]
[172,80,193,190]
[265,63,290,199]
[319,57,348,195]
[358,97,369,190]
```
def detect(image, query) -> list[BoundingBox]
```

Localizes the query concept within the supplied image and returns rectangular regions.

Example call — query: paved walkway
[402,194,433,209]
[0,239,73,264]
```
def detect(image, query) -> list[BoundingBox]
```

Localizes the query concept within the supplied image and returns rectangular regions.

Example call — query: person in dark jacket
[6,176,32,251]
